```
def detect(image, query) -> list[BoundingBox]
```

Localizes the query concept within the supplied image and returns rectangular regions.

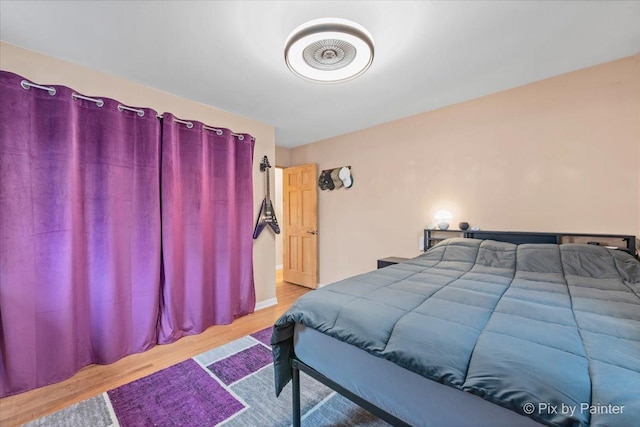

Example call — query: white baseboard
[254,297,278,311]
[275,264,283,270]
[317,283,328,288]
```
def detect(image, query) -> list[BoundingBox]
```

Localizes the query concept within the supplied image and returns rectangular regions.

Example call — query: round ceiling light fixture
[284,18,375,83]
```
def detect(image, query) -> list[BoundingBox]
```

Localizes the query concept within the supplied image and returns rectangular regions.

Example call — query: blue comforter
[272,239,640,426]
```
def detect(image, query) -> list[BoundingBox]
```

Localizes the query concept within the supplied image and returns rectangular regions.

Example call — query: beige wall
[275,146,291,167]
[291,55,640,285]
[274,168,284,269]
[0,41,277,305]
[273,151,289,269]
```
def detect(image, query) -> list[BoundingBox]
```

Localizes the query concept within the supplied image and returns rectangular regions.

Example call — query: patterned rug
[25,328,389,426]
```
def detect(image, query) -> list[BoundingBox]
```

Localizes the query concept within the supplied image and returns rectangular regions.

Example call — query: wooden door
[283,164,318,289]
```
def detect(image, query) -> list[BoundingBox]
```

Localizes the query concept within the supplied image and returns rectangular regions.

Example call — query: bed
[271,236,640,427]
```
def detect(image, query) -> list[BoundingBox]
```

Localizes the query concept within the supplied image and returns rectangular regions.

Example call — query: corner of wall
[275,146,291,167]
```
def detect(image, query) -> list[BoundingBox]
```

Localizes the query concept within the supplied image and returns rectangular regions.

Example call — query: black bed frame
[288,230,639,426]
[427,229,637,257]
[291,358,411,427]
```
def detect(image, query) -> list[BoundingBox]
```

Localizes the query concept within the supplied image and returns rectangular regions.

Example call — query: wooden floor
[0,271,309,427]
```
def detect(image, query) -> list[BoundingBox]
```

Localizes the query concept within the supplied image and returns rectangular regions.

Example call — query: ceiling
[1,1,639,148]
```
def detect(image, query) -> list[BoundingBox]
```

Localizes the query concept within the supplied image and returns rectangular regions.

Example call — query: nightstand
[377,257,410,269]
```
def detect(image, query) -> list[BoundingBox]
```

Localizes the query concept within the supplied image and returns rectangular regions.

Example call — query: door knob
[306,230,318,235]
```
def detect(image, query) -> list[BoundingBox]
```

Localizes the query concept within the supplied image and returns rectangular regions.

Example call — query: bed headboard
[425,229,637,258]
[466,231,560,245]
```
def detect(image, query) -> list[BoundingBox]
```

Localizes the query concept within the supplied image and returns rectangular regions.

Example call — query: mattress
[273,238,640,427]
[294,323,543,427]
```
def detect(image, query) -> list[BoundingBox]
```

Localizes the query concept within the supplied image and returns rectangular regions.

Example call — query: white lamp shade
[434,210,453,221]
[434,210,453,230]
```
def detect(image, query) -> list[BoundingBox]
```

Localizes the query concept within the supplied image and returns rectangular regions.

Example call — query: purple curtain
[158,113,255,343]
[0,71,162,397]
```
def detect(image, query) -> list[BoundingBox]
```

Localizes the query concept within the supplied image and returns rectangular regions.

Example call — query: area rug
[25,328,389,426]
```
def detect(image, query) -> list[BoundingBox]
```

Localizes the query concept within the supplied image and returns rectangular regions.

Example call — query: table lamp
[434,210,453,230]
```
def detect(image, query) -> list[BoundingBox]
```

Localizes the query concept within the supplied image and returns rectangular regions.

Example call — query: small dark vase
[458,222,470,231]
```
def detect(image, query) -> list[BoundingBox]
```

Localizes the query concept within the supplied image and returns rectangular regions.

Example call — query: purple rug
[25,326,388,427]
[207,343,273,385]
[106,329,278,426]
[251,326,272,347]
[108,358,244,426]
